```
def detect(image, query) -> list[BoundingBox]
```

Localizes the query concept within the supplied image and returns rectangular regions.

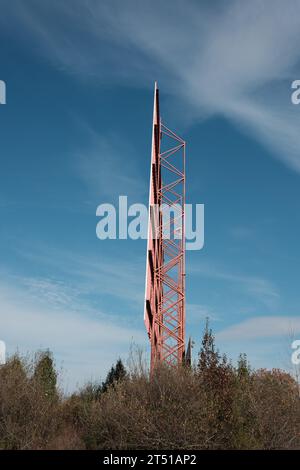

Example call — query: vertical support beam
[144,82,186,371]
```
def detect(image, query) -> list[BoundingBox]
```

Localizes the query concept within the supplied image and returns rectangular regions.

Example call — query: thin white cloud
[2,0,300,382]
[3,1,300,172]
[186,303,220,325]
[72,121,146,202]
[13,244,145,306]
[229,226,257,241]
[0,279,145,391]
[217,316,300,341]
[189,261,279,309]
[20,277,78,310]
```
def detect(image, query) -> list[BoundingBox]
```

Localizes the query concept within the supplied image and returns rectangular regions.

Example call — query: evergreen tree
[33,350,57,400]
[101,358,127,393]
[237,353,251,379]
[1,354,28,385]
[8,355,27,377]
[198,318,221,372]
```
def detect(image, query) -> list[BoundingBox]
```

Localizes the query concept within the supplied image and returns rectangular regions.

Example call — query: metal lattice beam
[144,82,186,371]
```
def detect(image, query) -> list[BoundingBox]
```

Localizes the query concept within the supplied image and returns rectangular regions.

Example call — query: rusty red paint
[144,82,186,371]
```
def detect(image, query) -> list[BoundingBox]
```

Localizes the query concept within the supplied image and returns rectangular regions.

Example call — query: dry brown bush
[250,369,300,449]
[0,355,61,449]
[70,364,300,450]
[0,342,299,449]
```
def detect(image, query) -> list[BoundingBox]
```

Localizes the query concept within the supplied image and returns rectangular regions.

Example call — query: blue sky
[1,0,300,390]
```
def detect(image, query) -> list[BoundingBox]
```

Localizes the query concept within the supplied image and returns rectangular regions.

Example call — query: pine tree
[1,354,27,384]
[198,318,221,372]
[101,358,127,393]
[33,350,57,400]
[237,353,251,379]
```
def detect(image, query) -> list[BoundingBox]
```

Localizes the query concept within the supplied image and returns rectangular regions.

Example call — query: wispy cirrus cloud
[217,316,300,341]
[186,303,220,326]
[3,1,300,172]
[20,277,78,310]
[12,243,145,306]
[214,316,299,371]
[189,261,279,310]
[0,234,147,390]
[72,121,146,202]
[229,226,257,241]
[1,0,300,379]
[0,274,145,392]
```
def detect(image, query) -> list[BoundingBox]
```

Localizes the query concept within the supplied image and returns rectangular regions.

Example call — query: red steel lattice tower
[144,82,186,372]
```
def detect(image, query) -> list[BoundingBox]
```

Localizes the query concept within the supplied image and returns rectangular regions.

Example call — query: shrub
[0,326,299,449]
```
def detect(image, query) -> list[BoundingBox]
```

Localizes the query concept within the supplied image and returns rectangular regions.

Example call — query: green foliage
[0,354,61,449]
[237,353,251,379]
[198,318,221,372]
[101,358,127,393]
[0,328,299,450]
[33,350,57,400]
[1,354,27,382]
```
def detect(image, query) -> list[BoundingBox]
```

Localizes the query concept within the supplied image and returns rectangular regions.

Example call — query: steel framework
[144,82,186,372]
